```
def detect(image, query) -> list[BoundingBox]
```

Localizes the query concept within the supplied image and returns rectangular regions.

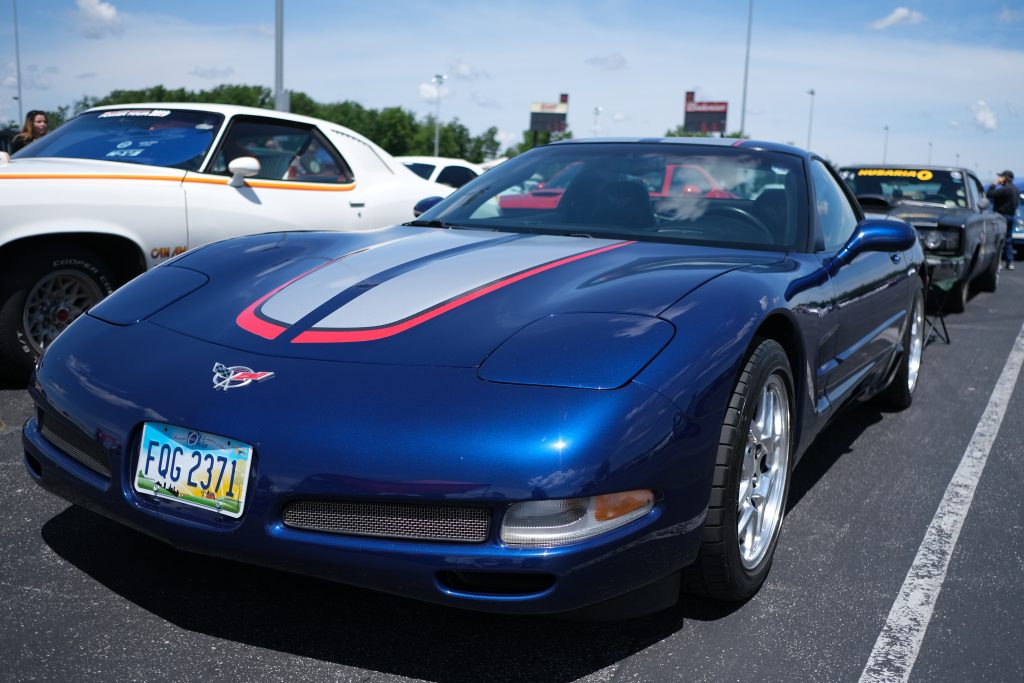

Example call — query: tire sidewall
[721,340,794,595]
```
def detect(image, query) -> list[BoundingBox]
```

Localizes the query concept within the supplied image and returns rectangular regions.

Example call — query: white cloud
[971,100,997,131]
[189,66,235,79]
[418,81,450,103]
[611,112,628,123]
[470,92,501,109]
[76,72,97,80]
[585,53,628,71]
[449,57,488,82]
[77,0,123,39]
[870,7,926,30]
[2,63,58,90]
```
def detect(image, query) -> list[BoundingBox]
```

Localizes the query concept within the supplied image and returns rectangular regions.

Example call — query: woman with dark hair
[11,110,49,153]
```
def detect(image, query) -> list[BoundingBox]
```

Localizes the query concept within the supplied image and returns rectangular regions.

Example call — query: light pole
[12,0,23,123]
[955,152,960,167]
[272,0,288,111]
[739,0,754,138]
[882,125,889,163]
[431,73,447,157]
[592,106,603,136]
[928,141,932,164]
[805,89,815,150]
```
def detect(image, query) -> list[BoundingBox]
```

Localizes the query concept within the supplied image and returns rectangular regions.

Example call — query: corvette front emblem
[212,362,275,391]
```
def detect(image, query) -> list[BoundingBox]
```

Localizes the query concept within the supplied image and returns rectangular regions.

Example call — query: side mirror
[977,197,991,211]
[834,218,916,266]
[413,196,444,217]
[228,156,260,187]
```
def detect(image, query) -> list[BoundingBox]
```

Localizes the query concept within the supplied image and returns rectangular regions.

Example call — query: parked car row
[22,134,928,619]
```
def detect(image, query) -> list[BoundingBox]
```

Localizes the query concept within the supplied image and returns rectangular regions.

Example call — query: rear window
[12,109,224,171]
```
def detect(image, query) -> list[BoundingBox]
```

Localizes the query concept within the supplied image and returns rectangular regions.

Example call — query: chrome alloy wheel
[22,269,105,354]
[738,374,791,570]
[905,293,925,394]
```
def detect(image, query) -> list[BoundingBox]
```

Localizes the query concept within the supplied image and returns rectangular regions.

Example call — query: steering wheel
[703,206,775,244]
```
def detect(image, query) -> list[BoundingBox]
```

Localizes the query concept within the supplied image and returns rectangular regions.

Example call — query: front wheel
[683,338,793,601]
[0,247,115,384]
[976,244,1001,293]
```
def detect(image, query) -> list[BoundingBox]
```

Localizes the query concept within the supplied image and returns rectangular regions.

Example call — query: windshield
[12,108,224,171]
[839,167,968,209]
[417,142,807,251]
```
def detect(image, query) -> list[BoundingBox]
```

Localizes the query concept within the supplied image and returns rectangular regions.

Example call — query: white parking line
[859,320,1024,683]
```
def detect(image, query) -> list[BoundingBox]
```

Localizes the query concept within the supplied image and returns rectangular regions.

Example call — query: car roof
[82,102,376,145]
[553,136,809,157]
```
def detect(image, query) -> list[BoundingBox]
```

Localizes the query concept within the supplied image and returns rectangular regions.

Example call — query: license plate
[134,423,252,519]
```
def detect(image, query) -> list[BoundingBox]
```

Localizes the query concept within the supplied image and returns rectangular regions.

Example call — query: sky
[2,0,1023,179]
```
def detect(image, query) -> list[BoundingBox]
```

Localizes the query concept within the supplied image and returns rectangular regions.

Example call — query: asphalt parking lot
[1,272,1023,683]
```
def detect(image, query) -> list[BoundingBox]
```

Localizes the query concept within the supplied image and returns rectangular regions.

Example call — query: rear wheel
[683,338,793,600]
[0,247,115,384]
[877,286,925,410]
[945,277,969,313]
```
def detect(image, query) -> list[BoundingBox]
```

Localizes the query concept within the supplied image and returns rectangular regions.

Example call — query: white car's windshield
[13,108,224,171]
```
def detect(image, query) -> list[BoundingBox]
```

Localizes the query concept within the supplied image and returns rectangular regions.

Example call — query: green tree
[503,128,573,158]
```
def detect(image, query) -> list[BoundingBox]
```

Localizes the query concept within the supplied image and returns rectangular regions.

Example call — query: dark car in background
[839,165,1004,312]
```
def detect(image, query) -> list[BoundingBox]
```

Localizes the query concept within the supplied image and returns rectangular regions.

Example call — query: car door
[813,158,910,406]
[181,115,369,248]
[966,172,1002,271]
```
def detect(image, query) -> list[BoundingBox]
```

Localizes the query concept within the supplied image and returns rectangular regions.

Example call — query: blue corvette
[23,138,925,618]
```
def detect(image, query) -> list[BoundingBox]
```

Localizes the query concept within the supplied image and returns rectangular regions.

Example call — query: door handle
[349,201,365,208]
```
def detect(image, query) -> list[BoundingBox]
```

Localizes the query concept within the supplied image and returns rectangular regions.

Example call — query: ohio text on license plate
[134,423,252,518]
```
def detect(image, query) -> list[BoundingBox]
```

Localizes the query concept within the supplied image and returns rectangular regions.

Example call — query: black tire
[683,338,794,601]
[976,245,1001,293]
[945,278,969,313]
[877,286,925,410]
[0,247,115,383]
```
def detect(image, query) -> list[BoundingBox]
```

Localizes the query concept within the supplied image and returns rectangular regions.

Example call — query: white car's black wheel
[0,247,115,383]
[878,286,925,410]
[684,338,793,600]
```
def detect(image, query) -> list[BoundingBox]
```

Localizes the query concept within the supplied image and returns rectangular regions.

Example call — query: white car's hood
[0,156,187,179]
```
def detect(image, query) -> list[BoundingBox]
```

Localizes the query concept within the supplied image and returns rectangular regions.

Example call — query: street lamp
[431,73,447,157]
[592,106,603,136]
[12,0,23,123]
[882,125,889,163]
[273,0,288,112]
[805,89,815,150]
[928,141,932,164]
[739,0,754,138]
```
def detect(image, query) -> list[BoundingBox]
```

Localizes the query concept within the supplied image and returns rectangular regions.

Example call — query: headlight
[500,490,655,547]
[916,228,959,251]
[920,230,943,250]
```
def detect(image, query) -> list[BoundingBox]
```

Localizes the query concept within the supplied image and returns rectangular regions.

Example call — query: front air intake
[282,499,490,543]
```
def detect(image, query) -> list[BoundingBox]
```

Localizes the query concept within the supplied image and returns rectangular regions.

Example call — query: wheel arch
[751,312,806,454]
[0,233,146,288]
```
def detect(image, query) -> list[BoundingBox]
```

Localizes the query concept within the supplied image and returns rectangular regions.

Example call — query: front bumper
[924,253,964,286]
[22,317,715,616]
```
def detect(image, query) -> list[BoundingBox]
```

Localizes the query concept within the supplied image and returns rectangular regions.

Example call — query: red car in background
[499,162,732,212]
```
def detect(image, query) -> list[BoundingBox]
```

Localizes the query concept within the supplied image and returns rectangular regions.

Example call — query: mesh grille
[283,500,490,543]
[38,410,112,478]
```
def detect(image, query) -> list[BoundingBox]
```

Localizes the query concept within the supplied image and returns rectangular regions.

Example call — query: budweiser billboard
[530,93,569,133]
[683,91,728,134]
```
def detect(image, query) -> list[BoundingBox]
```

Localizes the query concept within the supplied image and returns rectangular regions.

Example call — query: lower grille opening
[37,409,112,478]
[438,571,556,596]
[24,452,42,478]
[282,499,490,543]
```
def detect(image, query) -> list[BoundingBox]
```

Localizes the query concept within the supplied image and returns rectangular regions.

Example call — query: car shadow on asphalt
[40,505,740,681]
[786,402,885,513]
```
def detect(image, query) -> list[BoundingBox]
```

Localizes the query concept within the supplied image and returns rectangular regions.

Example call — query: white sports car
[0,103,452,382]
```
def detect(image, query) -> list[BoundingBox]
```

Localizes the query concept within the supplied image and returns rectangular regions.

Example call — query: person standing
[10,110,49,153]
[987,170,1020,270]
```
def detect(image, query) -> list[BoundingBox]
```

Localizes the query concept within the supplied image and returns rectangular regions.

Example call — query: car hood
[0,156,187,179]
[112,227,782,367]
[870,202,969,226]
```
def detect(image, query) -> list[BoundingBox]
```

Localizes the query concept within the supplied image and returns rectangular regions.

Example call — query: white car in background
[397,156,483,188]
[0,103,451,382]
